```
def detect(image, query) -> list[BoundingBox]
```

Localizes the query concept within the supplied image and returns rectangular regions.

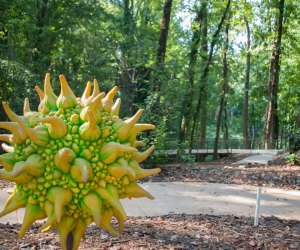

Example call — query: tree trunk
[198,6,209,150]
[222,102,229,150]
[265,0,285,149]
[154,0,173,93]
[157,0,173,66]
[189,0,231,151]
[117,0,135,115]
[180,10,202,143]
[297,101,300,129]
[213,14,229,160]
[146,0,173,121]
[32,0,50,75]
[243,16,251,149]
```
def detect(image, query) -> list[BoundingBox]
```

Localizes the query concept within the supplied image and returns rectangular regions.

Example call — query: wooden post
[254,186,262,226]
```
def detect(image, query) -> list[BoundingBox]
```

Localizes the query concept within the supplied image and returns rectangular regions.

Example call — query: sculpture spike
[58,216,77,250]
[23,98,31,115]
[135,168,161,180]
[134,140,146,147]
[112,206,125,233]
[35,85,44,101]
[132,145,155,163]
[123,182,154,200]
[39,201,57,232]
[111,98,121,116]
[0,134,13,143]
[0,169,32,183]
[10,154,44,178]
[80,92,105,122]
[19,204,46,238]
[44,73,58,110]
[79,111,101,141]
[96,184,126,220]
[0,191,27,218]
[102,86,118,112]
[19,122,49,146]
[108,158,135,178]
[99,142,138,164]
[72,219,88,250]
[3,186,17,207]
[132,124,156,134]
[81,81,92,102]
[1,143,14,153]
[91,79,100,98]
[0,122,27,143]
[113,109,144,141]
[128,160,161,180]
[128,124,156,142]
[82,192,102,226]
[2,102,27,123]
[35,86,50,114]
[125,109,144,127]
[107,184,127,220]
[41,116,68,139]
[56,75,77,109]
[100,207,118,234]
[0,153,15,171]
[47,187,72,223]
[91,92,105,110]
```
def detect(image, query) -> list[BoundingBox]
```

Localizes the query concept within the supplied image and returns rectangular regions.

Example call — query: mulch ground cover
[0,214,299,250]
[143,162,300,190]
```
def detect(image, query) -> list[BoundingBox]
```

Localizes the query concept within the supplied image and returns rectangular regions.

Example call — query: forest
[1,0,300,161]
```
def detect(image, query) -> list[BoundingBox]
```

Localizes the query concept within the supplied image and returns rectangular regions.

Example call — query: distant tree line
[1,0,300,159]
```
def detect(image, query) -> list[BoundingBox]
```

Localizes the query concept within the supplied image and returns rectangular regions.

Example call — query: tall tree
[180,8,203,143]
[117,0,135,114]
[156,0,173,68]
[243,16,251,149]
[265,0,285,149]
[213,10,230,159]
[146,0,173,120]
[189,0,231,151]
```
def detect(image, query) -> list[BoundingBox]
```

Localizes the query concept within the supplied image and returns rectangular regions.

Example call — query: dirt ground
[0,154,299,249]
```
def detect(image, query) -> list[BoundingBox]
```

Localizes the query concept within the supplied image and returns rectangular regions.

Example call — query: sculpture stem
[67,232,73,250]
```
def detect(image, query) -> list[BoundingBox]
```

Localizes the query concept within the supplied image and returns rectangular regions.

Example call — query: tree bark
[154,0,173,93]
[156,0,173,67]
[265,0,284,149]
[222,101,229,150]
[198,1,209,150]
[243,16,251,149]
[180,10,202,143]
[297,101,300,129]
[213,13,229,159]
[146,0,173,120]
[189,0,231,151]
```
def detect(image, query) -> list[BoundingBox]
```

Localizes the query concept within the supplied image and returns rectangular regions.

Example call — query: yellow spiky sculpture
[0,73,160,250]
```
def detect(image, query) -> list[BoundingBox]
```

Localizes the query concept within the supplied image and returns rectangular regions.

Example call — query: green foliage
[288,129,300,153]
[1,0,300,164]
[285,153,300,165]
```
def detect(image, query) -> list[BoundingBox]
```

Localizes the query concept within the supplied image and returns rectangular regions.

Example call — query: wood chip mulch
[1,214,299,250]
[142,155,300,190]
